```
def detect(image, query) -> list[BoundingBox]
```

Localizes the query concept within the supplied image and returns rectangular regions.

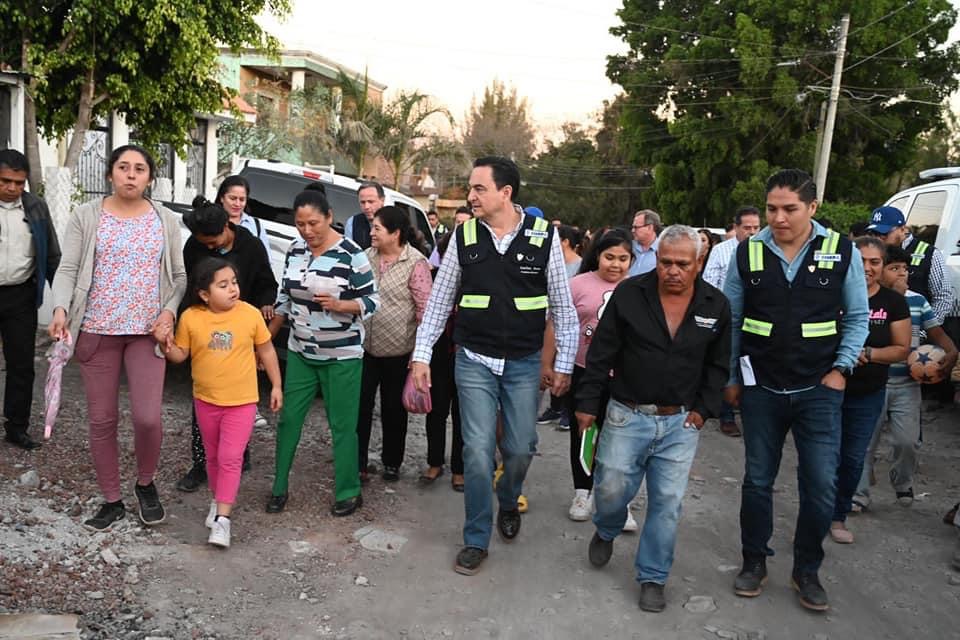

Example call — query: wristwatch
[832,365,854,377]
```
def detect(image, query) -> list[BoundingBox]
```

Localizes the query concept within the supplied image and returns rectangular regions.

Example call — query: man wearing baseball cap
[866,206,954,325]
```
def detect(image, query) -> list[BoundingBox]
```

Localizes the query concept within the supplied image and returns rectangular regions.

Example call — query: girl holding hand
[157,258,282,548]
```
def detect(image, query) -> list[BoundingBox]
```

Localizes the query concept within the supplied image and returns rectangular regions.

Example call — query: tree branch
[92,92,109,107]
[56,26,78,55]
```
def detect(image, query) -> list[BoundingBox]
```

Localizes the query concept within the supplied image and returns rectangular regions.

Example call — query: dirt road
[2,344,959,639]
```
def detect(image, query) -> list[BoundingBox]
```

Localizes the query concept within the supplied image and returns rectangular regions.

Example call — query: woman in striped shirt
[266,190,379,517]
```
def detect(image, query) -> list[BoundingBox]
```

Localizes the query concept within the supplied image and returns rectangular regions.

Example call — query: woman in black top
[830,236,910,544]
[176,197,279,491]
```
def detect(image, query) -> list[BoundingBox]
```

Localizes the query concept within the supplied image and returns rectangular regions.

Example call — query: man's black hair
[766,169,816,204]
[473,156,520,201]
[734,206,760,226]
[0,149,29,174]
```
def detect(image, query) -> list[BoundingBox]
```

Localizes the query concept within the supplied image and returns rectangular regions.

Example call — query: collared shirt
[901,233,953,324]
[412,214,578,375]
[723,220,870,390]
[889,289,939,380]
[702,236,738,290]
[575,272,731,420]
[0,198,36,286]
[629,237,658,277]
[238,212,271,257]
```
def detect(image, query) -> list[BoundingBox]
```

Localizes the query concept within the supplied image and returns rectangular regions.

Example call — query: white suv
[884,168,960,307]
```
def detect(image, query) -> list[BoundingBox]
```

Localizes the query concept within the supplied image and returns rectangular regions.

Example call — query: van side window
[907,190,948,228]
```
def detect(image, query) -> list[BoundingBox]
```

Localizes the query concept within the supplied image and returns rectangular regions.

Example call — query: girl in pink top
[542,229,633,522]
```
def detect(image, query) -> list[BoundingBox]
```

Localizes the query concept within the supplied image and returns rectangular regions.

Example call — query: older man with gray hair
[629,209,662,276]
[576,224,730,612]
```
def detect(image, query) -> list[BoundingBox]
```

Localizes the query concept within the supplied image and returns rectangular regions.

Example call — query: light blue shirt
[343,214,355,240]
[629,237,658,277]
[723,220,869,390]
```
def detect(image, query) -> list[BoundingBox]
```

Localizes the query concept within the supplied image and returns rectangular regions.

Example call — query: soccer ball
[907,344,946,384]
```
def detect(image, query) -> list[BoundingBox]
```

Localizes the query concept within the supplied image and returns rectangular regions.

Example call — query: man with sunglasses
[628,210,662,277]
[865,206,953,325]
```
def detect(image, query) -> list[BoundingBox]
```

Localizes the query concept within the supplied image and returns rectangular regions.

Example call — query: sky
[257,0,628,140]
[259,1,960,141]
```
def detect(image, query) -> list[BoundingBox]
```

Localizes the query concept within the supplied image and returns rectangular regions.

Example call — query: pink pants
[75,332,166,503]
[194,399,256,504]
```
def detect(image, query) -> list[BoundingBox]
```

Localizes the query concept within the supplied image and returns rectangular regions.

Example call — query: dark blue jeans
[739,384,842,574]
[833,388,885,522]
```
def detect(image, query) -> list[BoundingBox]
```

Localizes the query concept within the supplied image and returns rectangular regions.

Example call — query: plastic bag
[43,331,74,440]
[401,370,432,414]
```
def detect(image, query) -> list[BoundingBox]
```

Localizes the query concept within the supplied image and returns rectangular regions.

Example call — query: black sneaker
[331,495,362,517]
[536,408,561,424]
[792,571,829,611]
[454,546,488,576]
[734,554,767,597]
[134,482,166,525]
[896,487,914,507]
[176,464,206,492]
[83,501,125,531]
[638,582,666,612]
[242,448,251,473]
[382,466,400,482]
[265,493,288,513]
[497,508,521,541]
[588,532,613,567]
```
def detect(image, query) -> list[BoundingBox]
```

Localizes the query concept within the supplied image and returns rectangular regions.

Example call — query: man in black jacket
[576,224,730,613]
[0,150,61,450]
[343,181,384,250]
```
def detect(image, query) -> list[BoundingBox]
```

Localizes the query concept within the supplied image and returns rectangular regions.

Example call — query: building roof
[218,48,387,91]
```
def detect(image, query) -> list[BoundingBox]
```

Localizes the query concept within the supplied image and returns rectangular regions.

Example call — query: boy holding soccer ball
[853,245,957,511]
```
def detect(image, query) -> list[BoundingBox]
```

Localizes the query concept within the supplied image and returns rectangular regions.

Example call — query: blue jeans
[833,388,885,522]
[592,400,700,584]
[455,350,541,550]
[739,384,842,574]
[856,381,921,499]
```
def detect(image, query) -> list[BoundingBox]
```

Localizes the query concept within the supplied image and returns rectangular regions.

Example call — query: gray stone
[100,548,121,566]
[353,528,408,553]
[683,595,717,613]
[18,470,40,489]
[287,540,314,554]
[85,591,104,600]
[354,575,369,586]
[948,574,960,586]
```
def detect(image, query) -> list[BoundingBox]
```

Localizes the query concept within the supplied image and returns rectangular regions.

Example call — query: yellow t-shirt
[174,302,272,406]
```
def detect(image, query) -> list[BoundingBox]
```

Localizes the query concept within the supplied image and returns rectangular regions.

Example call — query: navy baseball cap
[865,206,906,234]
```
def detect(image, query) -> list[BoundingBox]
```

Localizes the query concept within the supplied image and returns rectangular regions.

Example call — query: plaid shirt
[412,215,578,375]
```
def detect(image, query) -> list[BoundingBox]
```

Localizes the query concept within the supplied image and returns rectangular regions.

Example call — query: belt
[616,400,685,416]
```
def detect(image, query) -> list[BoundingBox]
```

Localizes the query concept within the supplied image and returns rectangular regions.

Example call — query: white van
[236,159,433,280]
[883,168,960,308]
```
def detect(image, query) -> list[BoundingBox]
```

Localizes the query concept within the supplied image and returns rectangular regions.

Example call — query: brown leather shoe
[719,421,741,437]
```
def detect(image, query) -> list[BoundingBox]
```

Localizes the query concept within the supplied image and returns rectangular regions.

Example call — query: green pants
[272,351,362,502]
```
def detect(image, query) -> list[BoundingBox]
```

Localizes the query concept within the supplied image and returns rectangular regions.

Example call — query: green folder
[579,422,599,476]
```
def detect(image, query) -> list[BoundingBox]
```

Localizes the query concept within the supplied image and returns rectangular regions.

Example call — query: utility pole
[814,14,850,203]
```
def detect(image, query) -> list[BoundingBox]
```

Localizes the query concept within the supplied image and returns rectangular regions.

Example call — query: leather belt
[616,400,685,416]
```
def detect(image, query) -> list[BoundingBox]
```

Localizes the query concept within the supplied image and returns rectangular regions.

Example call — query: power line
[845,1,917,38]
[843,22,938,72]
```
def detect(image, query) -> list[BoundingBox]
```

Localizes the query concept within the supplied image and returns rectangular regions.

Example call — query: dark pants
[934,317,960,402]
[0,280,38,436]
[357,352,410,471]
[739,384,842,575]
[564,365,608,491]
[833,388,886,522]
[425,333,463,473]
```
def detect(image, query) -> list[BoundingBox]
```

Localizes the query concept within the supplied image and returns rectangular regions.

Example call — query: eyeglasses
[631,223,651,230]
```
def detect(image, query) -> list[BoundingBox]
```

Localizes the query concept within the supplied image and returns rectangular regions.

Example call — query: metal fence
[76,124,111,198]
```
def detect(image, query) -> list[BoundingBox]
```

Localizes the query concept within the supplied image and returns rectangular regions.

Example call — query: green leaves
[609,0,960,224]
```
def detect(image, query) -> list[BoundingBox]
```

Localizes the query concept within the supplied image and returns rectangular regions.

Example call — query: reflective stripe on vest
[801,320,837,338]
[459,294,490,309]
[513,295,548,311]
[463,218,478,246]
[742,317,773,337]
[528,217,550,248]
[911,241,929,266]
[748,238,764,272]
[816,231,841,270]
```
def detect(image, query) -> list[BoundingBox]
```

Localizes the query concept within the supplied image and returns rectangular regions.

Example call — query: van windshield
[241,168,358,226]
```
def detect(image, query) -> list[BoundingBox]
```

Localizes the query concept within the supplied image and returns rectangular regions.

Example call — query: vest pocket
[800,320,837,338]
[459,294,490,309]
[513,295,548,311]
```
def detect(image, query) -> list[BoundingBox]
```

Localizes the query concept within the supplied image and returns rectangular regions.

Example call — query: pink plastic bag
[401,370,432,414]
[44,331,74,440]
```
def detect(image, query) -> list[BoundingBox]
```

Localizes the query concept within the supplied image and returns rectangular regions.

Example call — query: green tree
[522,120,648,230]
[0,0,289,189]
[376,91,452,189]
[336,69,381,174]
[462,80,536,161]
[608,0,960,225]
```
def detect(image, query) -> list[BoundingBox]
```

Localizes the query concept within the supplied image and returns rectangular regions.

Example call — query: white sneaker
[254,412,268,428]
[205,501,217,529]
[568,489,593,521]
[622,508,639,532]
[208,516,231,548]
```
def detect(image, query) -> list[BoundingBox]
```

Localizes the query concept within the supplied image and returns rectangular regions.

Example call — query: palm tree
[335,69,379,175]
[376,91,453,189]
